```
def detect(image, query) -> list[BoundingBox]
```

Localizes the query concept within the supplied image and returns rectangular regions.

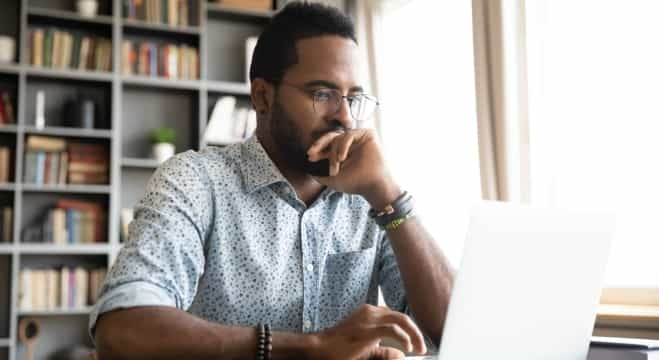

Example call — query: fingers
[307,131,343,161]
[364,323,413,353]
[380,313,427,355]
[370,346,406,360]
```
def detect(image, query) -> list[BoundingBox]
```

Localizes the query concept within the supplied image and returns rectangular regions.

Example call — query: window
[526,0,659,289]
[379,0,480,265]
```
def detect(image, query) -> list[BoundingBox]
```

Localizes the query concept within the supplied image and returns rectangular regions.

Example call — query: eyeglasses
[281,82,380,121]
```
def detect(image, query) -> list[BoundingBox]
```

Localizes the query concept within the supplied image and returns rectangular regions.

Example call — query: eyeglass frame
[279,81,380,121]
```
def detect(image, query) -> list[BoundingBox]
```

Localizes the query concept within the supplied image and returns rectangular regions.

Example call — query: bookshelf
[0,0,288,359]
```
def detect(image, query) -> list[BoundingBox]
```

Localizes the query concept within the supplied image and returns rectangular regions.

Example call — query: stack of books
[121,40,199,80]
[22,199,106,244]
[0,206,12,243]
[0,90,15,124]
[0,146,11,183]
[29,28,112,72]
[123,0,192,26]
[23,136,109,186]
[18,267,107,311]
[67,143,109,185]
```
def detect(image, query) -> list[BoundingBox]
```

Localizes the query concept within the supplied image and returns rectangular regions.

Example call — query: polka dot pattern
[91,135,415,337]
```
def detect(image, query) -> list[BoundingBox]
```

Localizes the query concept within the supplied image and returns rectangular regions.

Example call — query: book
[2,91,15,124]
[1,207,12,243]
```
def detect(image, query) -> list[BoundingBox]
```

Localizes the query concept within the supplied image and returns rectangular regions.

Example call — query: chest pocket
[317,245,378,329]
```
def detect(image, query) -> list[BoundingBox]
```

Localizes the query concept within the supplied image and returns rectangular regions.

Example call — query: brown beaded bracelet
[256,323,272,360]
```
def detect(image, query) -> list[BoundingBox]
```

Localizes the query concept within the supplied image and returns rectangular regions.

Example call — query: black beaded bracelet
[368,191,415,228]
[256,323,272,360]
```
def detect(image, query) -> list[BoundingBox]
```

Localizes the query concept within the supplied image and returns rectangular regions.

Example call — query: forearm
[95,306,316,360]
[363,182,454,344]
[386,217,454,343]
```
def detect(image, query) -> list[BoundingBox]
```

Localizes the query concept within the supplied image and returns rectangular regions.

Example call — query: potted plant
[151,126,176,163]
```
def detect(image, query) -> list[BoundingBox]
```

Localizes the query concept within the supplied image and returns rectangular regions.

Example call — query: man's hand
[307,129,402,209]
[310,304,428,360]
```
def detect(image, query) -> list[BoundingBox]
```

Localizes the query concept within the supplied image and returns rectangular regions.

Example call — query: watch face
[303,158,330,177]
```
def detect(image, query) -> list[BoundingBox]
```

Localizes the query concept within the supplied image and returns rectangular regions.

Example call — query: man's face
[270,35,363,176]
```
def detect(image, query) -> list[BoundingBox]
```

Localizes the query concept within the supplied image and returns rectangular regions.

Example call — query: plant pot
[152,142,175,163]
[76,0,99,18]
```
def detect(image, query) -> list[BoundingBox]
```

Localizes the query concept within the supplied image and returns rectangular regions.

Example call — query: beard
[271,99,335,177]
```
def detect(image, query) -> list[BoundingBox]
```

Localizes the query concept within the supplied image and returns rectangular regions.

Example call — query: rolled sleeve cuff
[88,281,178,344]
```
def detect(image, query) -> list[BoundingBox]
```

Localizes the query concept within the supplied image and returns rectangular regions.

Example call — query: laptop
[407,201,615,359]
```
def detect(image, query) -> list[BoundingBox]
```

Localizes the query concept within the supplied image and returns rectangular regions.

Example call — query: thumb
[369,346,407,360]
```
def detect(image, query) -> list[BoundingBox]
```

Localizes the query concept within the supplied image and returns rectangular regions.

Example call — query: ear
[250,78,275,115]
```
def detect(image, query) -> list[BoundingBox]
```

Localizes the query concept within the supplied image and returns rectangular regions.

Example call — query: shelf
[18,243,110,254]
[0,183,16,191]
[123,18,201,35]
[206,3,275,21]
[18,307,93,316]
[23,125,112,139]
[0,125,18,133]
[0,338,9,347]
[21,184,111,194]
[122,157,160,169]
[122,75,201,90]
[206,80,250,95]
[28,7,114,26]
[0,244,14,254]
[25,66,113,82]
[0,63,21,74]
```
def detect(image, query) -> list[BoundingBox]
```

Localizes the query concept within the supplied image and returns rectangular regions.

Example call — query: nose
[333,96,354,129]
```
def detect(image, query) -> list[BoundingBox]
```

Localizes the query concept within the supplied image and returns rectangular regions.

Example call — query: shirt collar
[239,134,340,201]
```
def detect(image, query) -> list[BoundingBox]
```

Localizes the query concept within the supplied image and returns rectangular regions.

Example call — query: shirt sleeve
[377,232,440,353]
[88,151,214,340]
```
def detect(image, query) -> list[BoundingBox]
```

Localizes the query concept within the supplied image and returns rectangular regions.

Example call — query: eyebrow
[303,80,364,93]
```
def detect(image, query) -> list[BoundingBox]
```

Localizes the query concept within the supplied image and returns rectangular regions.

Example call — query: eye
[313,90,333,102]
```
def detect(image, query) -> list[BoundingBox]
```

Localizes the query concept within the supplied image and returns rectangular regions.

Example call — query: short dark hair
[249,1,357,85]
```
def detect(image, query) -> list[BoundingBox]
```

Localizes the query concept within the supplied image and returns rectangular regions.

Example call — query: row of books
[0,207,12,243]
[18,267,106,311]
[123,0,193,27]
[22,199,106,244]
[0,146,12,183]
[121,40,199,80]
[23,136,109,186]
[29,28,112,72]
[0,91,15,125]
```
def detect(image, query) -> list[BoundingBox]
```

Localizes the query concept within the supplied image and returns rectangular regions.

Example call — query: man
[91,2,453,359]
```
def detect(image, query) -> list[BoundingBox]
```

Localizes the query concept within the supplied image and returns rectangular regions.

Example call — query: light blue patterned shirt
[89,135,434,349]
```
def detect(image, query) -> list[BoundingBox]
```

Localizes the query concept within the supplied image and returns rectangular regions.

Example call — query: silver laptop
[408,201,615,359]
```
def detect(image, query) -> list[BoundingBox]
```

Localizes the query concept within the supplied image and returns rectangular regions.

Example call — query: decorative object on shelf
[216,0,273,11]
[204,96,257,146]
[76,0,99,18]
[18,317,40,360]
[151,126,176,163]
[245,36,258,84]
[35,90,46,129]
[64,96,95,129]
[0,35,15,63]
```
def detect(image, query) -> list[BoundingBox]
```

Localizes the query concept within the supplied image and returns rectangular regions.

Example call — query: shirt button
[304,320,312,330]
[306,264,314,272]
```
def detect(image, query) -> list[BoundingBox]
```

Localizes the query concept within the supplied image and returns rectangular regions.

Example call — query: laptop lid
[430,201,615,360]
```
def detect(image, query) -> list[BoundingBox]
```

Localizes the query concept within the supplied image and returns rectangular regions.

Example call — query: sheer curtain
[376,0,481,264]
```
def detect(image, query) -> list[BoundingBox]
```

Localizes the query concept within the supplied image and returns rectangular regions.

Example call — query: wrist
[362,178,403,210]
